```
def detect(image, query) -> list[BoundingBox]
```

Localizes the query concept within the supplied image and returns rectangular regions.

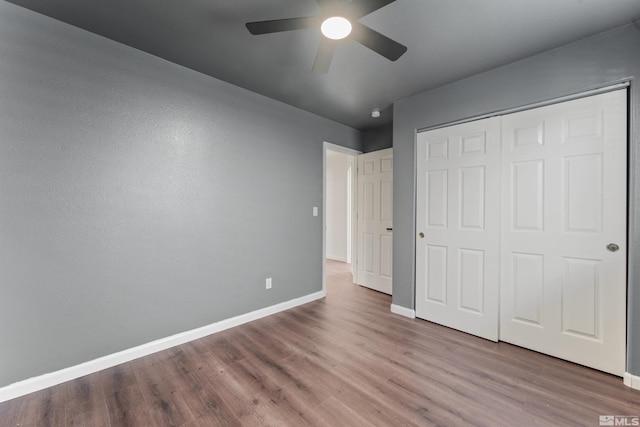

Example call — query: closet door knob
[606,243,620,252]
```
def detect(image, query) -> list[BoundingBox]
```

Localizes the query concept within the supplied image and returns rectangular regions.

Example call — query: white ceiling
[6,0,640,130]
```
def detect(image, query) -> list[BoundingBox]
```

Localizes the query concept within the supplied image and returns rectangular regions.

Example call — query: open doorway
[322,142,361,294]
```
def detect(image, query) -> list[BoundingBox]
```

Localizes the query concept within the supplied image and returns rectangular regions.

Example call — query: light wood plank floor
[1,260,639,426]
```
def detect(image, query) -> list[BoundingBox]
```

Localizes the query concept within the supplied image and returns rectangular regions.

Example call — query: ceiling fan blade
[349,0,396,18]
[312,39,337,74]
[246,17,320,35]
[350,23,407,61]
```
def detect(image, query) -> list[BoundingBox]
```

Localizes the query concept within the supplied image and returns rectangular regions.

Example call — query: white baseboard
[390,304,416,319]
[0,290,325,403]
[624,372,640,390]
[326,255,348,263]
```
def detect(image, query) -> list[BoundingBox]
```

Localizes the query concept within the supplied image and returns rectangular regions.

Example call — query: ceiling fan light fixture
[321,16,352,40]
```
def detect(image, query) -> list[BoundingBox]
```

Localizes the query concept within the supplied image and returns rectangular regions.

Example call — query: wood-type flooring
[1,260,639,426]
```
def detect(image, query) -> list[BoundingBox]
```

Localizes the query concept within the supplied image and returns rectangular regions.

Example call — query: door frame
[415,82,630,135]
[323,141,362,295]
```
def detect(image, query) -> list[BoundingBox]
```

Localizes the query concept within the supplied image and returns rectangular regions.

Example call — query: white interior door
[500,90,627,375]
[415,118,501,341]
[356,148,393,294]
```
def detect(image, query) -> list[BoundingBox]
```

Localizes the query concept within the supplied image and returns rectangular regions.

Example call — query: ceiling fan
[245,0,407,74]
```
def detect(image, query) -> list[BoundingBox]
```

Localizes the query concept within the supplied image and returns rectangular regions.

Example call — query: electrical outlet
[266,277,272,289]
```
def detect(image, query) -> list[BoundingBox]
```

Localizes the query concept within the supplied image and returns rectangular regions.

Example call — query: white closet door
[500,90,627,375]
[356,148,393,294]
[415,118,501,341]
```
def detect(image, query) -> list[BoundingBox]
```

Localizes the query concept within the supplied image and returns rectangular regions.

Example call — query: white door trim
[416,81,630,134]
[323,142,362,294]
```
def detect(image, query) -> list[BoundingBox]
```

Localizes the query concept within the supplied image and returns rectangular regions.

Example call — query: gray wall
[0,1,361,387]
[362,123,393,153]
[393,24,640,375]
